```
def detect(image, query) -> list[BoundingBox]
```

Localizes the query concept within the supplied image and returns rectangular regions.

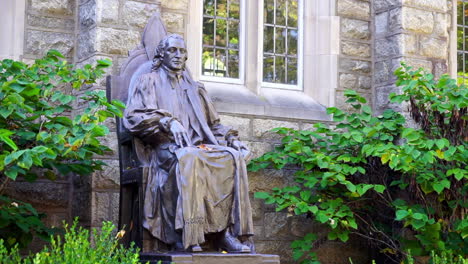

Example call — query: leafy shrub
[0,50,125,250]
[0,220,140,264]
[0,196,54,250]
[249,63,467,263]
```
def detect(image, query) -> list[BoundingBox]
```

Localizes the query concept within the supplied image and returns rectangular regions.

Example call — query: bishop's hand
[169,120,192,147]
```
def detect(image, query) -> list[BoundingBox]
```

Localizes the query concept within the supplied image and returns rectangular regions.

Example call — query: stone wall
[76,0,161,232]
[14,0,455,262]
[336,0,373,110]
[373,0,452,113]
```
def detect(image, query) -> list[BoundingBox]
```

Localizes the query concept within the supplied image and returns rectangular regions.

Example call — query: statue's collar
[162,65,183,80]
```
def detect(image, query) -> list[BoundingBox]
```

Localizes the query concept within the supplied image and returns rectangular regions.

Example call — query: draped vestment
[123,67,254,248]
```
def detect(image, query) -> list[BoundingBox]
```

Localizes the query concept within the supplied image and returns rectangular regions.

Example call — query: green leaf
[373,185,386,193]
[254,192,270,200]
[395,210,409,221]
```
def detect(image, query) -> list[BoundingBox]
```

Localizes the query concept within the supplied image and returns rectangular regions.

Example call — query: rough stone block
[433,13,449,38]
[92,191,112,226]
[93,159,120,189]
[123,1,160,28]
[358,76,372,90]
[96,28,141,55]
[290,215,326,238]
[339,59,371,74]
[434,61,448,78]
[402,0,447,12]
[420,37,448,59]
[375,35,400,58]
[337,0,370,20]
[27,14,74,31]
[402,7,434,34]
[375,11,388,36]
[162,12,185,32]
[392,57,433,73]
[31,0,74,16]
[374,85,401,112]
[97,0,119,24]
[250,195,264,223]
[77,27,97,59]
[341,18,370,40]
[316,240,371,264]
[249,169,290,193]
[255,241,293,262]
[374,61,390,84]
[245,141,273,160]
[219,115,251,141]
[79,0,96,30]
[160,0,188,10]
[252,119,299,141]
[5,181,69,208]
[264,212,289,238]
[110,192,120,225]
[341,41,371,58]
[25,30,74,58]
[339,73,358,89]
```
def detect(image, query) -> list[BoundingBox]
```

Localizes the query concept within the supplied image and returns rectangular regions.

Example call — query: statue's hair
[152,34,187,71]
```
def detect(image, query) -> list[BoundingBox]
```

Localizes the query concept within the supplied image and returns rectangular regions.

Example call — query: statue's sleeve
[197,83,239,145]
[123,73,173,141]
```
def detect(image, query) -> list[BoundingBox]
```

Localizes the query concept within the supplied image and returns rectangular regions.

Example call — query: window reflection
[202,0,241,78]
[262,0,299,85]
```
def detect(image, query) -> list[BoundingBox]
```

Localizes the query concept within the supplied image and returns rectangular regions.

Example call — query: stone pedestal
[140,253,280,264]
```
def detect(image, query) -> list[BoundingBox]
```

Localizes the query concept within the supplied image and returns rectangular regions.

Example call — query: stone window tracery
[261,0,302,88]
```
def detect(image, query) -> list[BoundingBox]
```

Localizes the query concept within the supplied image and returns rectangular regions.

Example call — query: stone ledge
[140,253,280,264]
[205,83,330,122]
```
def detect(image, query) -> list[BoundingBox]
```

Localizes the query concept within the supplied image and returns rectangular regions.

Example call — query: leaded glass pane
[263,56,275,82]
[276,28,286,55]
[262,0,299,85]
[264,26,274,53]
[203,18,214,46]
[287,0,298,27]
[287,57,297,84]
[265,0,275,24]
[276,0,287,26]
[202,0,241,79]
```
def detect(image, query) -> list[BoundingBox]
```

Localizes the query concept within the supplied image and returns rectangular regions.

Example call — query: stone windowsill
[204,82,331,121]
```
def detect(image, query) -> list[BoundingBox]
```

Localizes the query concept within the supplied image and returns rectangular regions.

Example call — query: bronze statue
[123,34,254,253]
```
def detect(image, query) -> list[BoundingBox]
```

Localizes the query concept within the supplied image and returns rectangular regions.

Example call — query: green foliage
[0,196,55,250]
[0,220,141,264]
[0,50,124,181]
[249,63,468,263]
[0,50,125,250]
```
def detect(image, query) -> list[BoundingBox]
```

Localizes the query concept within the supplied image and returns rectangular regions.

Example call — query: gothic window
[201,0,242,80]
[262,0,302,88]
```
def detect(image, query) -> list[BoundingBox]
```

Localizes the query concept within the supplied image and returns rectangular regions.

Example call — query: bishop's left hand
[231,140,251,160]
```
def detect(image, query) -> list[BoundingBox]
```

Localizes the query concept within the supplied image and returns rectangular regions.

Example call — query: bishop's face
[162,38,188,71]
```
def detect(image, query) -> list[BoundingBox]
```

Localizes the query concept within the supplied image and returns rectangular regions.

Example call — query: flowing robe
[123,67,254,248]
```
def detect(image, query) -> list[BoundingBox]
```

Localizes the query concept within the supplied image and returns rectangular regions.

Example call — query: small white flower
[11,202,19,207]
[329,218,335,225]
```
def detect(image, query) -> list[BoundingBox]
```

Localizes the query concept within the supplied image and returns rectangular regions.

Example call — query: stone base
[140,253,280,264]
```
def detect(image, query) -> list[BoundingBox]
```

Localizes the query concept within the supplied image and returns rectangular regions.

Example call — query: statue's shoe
[218,231,251,253]
[190,245,203,252]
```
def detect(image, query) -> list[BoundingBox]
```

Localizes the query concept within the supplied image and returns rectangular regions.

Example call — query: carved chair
[106,13,167,251]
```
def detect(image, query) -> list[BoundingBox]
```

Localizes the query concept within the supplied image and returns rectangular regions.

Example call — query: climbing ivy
[249,63,468,263]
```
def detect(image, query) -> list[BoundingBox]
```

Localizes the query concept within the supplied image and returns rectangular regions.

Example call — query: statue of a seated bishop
[123,33,254,253]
